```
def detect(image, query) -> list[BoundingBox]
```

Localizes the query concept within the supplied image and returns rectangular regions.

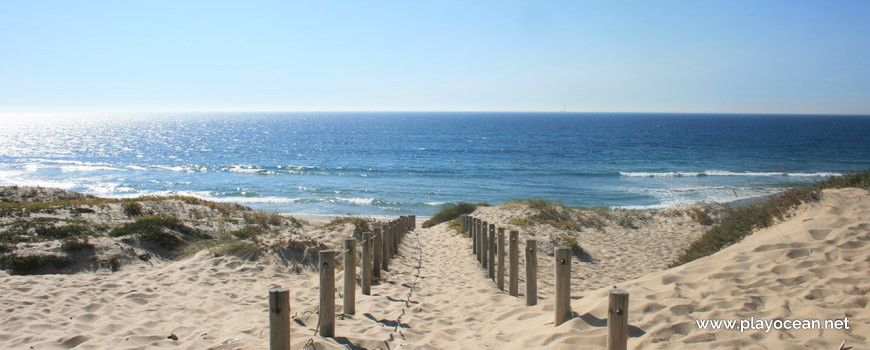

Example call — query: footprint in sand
[808,228,831,240]
[59,335,89,348]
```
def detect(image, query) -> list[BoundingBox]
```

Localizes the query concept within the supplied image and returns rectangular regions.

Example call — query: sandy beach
[0,186,867,349]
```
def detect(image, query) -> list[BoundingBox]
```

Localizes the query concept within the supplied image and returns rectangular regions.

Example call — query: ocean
[1,112,868,217]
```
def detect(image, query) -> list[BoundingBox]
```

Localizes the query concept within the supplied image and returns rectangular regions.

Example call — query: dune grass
[326,216,370,232]
[0,254,74,274]
[61,237,96,253]
[504,199,607,231]
[109,215,204,250]
[229,225,267,240]
[671,170,870,267]
[121,201,143,217]
[422,202,478,228]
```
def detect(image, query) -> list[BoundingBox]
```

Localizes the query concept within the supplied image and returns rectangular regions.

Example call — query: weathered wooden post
[320,250,336,337]
[393,219,399,253]
[410,215,415,230]
[269,288,290,350]
[509,230,519,296]
[343,238,357,315]
[481,221,488,269]
[488,224,496,279]
[554,247,571,326]
[497,228,505,290]
[362,232,372,295]
[385,222,391,262]
[607,290,630,350]
[473,218,478,256]
[471,217,477,255]
[526,239,537,306]
[477,219,484,263]
[373,227,382,279]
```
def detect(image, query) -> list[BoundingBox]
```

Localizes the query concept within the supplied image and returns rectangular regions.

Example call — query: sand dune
[1,188,867,349]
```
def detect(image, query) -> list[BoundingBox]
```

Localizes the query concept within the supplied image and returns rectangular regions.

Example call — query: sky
[1,1,868,114]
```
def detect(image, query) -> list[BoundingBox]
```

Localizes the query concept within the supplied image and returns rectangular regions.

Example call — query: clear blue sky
[1,1,868,114]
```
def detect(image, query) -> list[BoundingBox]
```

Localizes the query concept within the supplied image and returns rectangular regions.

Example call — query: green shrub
[0,254,74,274]
[447,219,468,237]
[230,225,266,240]
[217,216,239,224]
[507,217,534,227]
[122,201,143,217]
[109,215,202,250]
[423,202,477,228]
[71,207,96,214]
[816,170,870,190]
[61,237,96,253]
[244,211,284,228]
[35,224,90,240]
[688,207,713,226]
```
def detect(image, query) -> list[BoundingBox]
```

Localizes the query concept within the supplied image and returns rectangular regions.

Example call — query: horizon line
[2,110,870,117]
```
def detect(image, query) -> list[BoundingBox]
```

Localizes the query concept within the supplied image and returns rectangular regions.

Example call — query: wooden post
[554,247,571,326]
[488,224,495,279]
[343,238,356,315]
[481,221,488,269]
[393,219,399,253]
[477,219,484,263]
[607,290,630,350]
[391,220,397,256]
[269,288,290,350]
[373,227,382,279]
[497,228,505,290]
[476,219,482,262]
[471,217,477,255]
[320,250,336,337]
[526,239,537,306]
[362,232,372,295]
[509,230,519,296]
[410,215,415,230]
[383,223,391,271]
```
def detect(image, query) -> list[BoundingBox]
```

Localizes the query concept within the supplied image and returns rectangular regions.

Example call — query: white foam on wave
[620,171,701,177]
[620,170,841,178]
[210,196,303,204]
[335,197,375,205]
[0,177,79,190]
[614,185,786,210]
[152,165,195,173]
[225,165,262,174]
[60,165,126,172]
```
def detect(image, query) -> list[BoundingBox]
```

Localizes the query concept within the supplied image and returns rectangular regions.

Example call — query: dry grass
[325,216,370,232]
[424,202,478,228]
[671,170,870,267]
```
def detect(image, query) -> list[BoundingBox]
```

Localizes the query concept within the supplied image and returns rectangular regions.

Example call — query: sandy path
[384,225,518,349]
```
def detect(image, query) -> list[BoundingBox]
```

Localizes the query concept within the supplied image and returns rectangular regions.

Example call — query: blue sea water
[1,112,869,217]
